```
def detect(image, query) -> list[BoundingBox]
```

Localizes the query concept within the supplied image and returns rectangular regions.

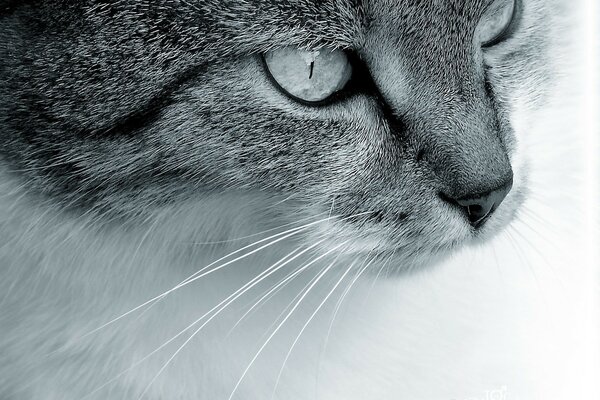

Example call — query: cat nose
[440,177,513,228]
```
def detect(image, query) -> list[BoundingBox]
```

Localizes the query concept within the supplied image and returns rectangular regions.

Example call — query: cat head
[0,0,552,268]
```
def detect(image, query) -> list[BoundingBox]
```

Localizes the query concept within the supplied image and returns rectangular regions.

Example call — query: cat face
[0,0,549,268]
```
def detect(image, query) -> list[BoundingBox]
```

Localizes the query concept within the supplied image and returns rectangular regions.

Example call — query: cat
[0,0,594,399]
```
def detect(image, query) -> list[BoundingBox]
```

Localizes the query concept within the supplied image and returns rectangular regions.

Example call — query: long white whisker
[517,206,553,231]
[79,218,328,340]
[83,243,320,399]
[226,214,375,337]
[82,212,372,338]
[179,210,366,290]
[187,212,328,246]
[251,255,339,345]
[170,216,338,288]
[314,254,377,400]
[80,229,302,340]
[226,255,314,337]
[140,248,306,331]
[361,250,396,308]
[270,255,353,399]
[504,227,542,290]
[327,256,375,340]
[507,224,566,293]
[127,213,163,269]
[512,220,558,268]
[226,242,349,400]
[135,239,348,400]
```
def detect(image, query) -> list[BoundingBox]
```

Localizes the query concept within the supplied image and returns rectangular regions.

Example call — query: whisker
[316,255,375,374]
[172,215,341,288]
[507,224,566,292]
[361,250,395,307]
[127,230,314,330]
[251,255,341,346]
[226,251,314,337]
[326,255,375,343]
[227,211,374,336]
[518,206,553,230]
[226,241,349,400]
[328,197,335,220]
[135,240,349,400]
[78,218,329,340]
[186,212,328,246]
[489,241,505,285]
[83,242,322,399]
[81,211,372,338]
[504,227,542,291]
[127,213,163,269]
[270,254,353,399]
[137,247,306,329]
[264,193,297,209]
[516,206,558,246]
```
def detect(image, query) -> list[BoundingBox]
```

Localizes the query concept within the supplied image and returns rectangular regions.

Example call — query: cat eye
[479,0,519,47]
[263,47,353,104]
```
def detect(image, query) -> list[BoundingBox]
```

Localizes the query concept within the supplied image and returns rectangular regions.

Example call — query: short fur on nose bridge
[441,177,513,228]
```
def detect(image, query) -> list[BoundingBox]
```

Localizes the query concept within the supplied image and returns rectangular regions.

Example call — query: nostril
[457,199,495,227]
[440,178,513,228]
[465,204,484,219]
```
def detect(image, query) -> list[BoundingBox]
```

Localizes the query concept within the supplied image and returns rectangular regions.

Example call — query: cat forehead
[176,0,496,52]
[366,0,493,29]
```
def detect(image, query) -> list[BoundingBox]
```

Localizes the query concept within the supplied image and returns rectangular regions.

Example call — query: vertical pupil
[309,61,315,79]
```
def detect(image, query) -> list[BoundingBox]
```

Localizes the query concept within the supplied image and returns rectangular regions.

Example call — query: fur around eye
[479,0,519,47]
[263,47,353,104]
